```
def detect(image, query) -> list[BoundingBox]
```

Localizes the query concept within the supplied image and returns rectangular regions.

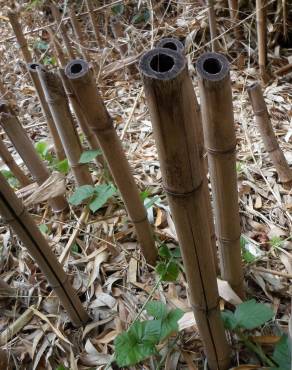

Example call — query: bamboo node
[163,179,203,197]
[252,108,268,116]
[207,144,236,155]
[218,234,241,244]
[191,298,220,313]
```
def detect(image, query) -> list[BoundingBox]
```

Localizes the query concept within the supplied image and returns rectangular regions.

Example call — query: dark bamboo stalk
[0,103,68,213]
[69,6,91,61]
[27,63,66,161]
[256,0,267,80]
[156,37,184,53]
[196,52,244,299]
[207,0,219,52]
[65,59,157,266]
[0,138,30,187]
[140,48,230,370]
[0,171,89,326]
[37,69,93,187]
[51,3,75,60]
[47,27,67,67]
[228,0,242,40]
[248,82,292,184]
[85,0,102,48]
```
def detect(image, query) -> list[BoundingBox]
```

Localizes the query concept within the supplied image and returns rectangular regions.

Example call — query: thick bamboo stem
[70,6,91,61]
[37,69,93,187]
[0,171,89,326]
[0,104,68,213]
[27,63,66,161]
[58,68,102,168]
[65,59,157,266]
[7,11,32,63]
[196,52,244,299]
[85,0,102,48]
[140,48,230,370]
[51,3,75,60]
[156,37,184,53]
[207,0,220,52]
[0,138,30,187]
[47,27,67,67]
[248,83,292,184]
[256,0,267,79]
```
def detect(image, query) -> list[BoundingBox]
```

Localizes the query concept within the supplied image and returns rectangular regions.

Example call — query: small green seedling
[155,244,181,282]
[1,169,19,188]
[35,140,70,174]
[79,149,102,164]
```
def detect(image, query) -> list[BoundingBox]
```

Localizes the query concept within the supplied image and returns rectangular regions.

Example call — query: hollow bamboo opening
[156,37,184,54]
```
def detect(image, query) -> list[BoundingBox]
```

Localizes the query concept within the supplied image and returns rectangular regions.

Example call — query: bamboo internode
[0,171,89,326]
[47,27,67,68]
[85,0,102,48]
[0,103,68,213]
[248,82,292,184]
[64,59,157,266]
[256,0,267,80]
[37,69,94,187]
[196,52,244,299]
[207,0,219,52]
[70,6,91,62]
[140,48,231,370]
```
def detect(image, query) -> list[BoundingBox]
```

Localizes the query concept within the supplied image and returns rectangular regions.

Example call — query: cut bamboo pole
[0,172,89,326]
[196,52,244,299]
[47,26,67,67]
[0,103,68,213]
[65,59,157,266]
[140,48,230,370]
[85,0,102,48]
[58,68,102,168]
[37,68,94,187]
[248,82,292,184]
[207,0,219,52]
[27,63,66,161]
[50,3,75,60]
[256,0,267,80]
[69,6,91,61]
[7,10,32,63]
[156,37,184,53]
[0,137,30,187]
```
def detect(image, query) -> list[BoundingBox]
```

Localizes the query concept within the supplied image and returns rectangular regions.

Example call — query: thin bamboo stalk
[69,6,91,61]
[0,171,89,326]
[7,10,32,63]
[27,63,66,161]
[0,137,30,187]
[0,104,68,213]
[256,0,267,80]
[196,52,244,299]
[58,68,102,168]
[228,0,242,40]
[140,48,230,370]
[248,82,292,184]
[64,59,157,266]
[275,62,292,77]
[50,3,75,60]
[85,0,102,48]
[207,0,220,52]
[47,27,67,67]
[37,68,93,187]
[156,37,184,53]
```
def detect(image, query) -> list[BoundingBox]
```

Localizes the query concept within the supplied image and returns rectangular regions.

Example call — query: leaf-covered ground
[0,1,291,369]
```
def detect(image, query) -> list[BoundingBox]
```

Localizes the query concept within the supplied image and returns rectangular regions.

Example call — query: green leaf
[79,150,102,164]
[140,190,150,201]
[54,158,70,174]
[158,244,172,259]
[89,184,116,213]
[39,224,49,234]
[146,301,167,320]
[112,3,124,15]
[132,8,150,24]
[171,248,181,258]
[144,195,159,209]
[56,366,69,370]
[155,260,180,282]
[272,334,291,370]
[221,310,238,330]
[234,299,274,330]
[34,39,48,51]
[71,243,79,254]
[35,141,48,158]
[1,170,19,188]
[160,308,183,340]
[68,185,95,206]
[114,320,160,367]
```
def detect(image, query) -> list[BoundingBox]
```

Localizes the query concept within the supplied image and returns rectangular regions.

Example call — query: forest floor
[0,1,291,369]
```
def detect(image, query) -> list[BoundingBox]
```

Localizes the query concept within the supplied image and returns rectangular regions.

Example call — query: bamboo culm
[140,48,231,370]
[196,52,244,299]
[0,171,89,326]
[64,59,157,266]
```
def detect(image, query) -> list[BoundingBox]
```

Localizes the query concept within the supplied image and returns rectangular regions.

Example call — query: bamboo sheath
[159,39,219,272]
[140,48,231,370]
[70,7,91,61]
[207,0,219,52]
[85,0,102,48]
[196,52,244,299]
[0,138,30,187]
[0,171,89,326]
[0,104,68,213]
[248,83,292,184]
[51,3,75,60]
[256,0,267,79]
[64,59,157,266]
[37,69,93,187]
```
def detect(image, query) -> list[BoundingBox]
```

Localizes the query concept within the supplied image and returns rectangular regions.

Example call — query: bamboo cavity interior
[196,52,229,81]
